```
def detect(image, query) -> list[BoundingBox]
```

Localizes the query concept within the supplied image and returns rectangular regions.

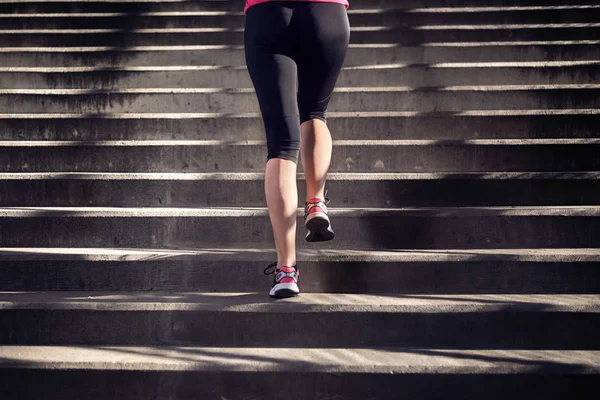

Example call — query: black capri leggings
[244,2,350,163]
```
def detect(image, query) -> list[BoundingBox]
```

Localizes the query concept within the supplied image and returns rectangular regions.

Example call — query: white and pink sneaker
[304,197,335,242]
[264,263,300,299]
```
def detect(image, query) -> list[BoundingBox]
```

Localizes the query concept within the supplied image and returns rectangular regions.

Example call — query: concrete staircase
[1,0,599,398]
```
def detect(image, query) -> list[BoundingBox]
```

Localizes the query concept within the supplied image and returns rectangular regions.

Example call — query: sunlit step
[0,206,598,249]
[2,43,600,70]
[1,345,596,400]
[1,6,599,31]
[3,61,599,89]
[0,292,598,346]
[1,171,599,208]
[2,26,600,47]
[1,109,598,141]
[2,85,600,114]
[0,138,597,173]
[1,247,599,293]
[0,345,597,372]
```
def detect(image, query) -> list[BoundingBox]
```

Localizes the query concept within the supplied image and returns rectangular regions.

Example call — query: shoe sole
[269,282,300,299]
[305,213,335,242]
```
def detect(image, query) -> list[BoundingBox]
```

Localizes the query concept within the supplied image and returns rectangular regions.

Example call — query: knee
[264,115,302,164]
[300,112,327,125]
[267,140,300,164]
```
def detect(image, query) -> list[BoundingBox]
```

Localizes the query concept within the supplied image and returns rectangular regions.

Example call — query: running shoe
[264,262,299,299]
[304,196,335,242]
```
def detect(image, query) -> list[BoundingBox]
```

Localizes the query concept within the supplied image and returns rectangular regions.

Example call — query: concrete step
[2,7,599,29]
[1,111,598,140]
[1,0,596,12]
[3,86,600,113]
[0,346,598,400]
[2,248,599,294]
[0,139,598,173]
[0,0,406,12]
[0,206,598,249]
[2,25,600,47]
[0,12,398,31]
[3,62,599,89]
[1,292,599,347]
[2,44,599,67]
[1,172,599,207]
[1,0,597,13]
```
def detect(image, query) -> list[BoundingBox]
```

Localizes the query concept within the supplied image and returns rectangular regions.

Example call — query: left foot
[264,262,300,298]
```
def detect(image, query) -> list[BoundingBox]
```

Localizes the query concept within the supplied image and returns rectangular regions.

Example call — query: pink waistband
[245,0,349,14]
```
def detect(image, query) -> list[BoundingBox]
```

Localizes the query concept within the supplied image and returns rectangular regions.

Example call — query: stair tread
[1,138,599,146]
[2,83,600,93]
[1,291,599,312]
[2,4,600,15]
[0,205,599,217]
[2,60,600,71]
[0,345,598,373]
[2,171,600,180]
[5,41,600,49]
[2,246,600,261]
[3,40,600,52]
[2,109,599,118]
[5,23,600,33]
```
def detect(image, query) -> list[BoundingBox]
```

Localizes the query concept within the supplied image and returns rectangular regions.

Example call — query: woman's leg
[295,4,349,203]
[245,4,301,271]
[301,118,332,202]
[294,3,350,241]
[265,158,297,268]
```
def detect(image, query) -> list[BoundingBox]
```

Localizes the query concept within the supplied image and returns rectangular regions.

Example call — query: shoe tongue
[306,198,322,204]
[278,266,296,272]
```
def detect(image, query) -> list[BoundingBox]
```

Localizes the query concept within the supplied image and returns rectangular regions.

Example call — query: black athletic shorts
[244,2,350,163]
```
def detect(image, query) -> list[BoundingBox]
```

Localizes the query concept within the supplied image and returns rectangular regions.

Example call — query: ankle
[306,189,328,205]
[277,265,297,271]
[277,261,296,269]
[305,197,323,205]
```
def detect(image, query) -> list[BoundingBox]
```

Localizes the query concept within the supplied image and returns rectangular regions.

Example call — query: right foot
[304,197,335,242]
[264,262,300,299]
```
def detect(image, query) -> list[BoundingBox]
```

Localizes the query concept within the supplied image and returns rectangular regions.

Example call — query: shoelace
[263,262,278,275]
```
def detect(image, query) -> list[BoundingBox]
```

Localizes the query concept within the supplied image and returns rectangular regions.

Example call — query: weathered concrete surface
[2,247,599,263]
[2,7,599,30]
[0,0,430,13]
[3,63,599,89]
[3,26,600,47]
[1,344,599,399]
[0,12,416,31]
[1,112,598,141]
[0,139,598,172]
[0,367,598,400]
[3,292,599,312]
[0,206,599,249]
[0,292,598,347]
[3,86,600,113]
[1,346,598,399]
[1,171,600,207]
[1,247,599,294]
[1,346,599,372]
[2,45,599,68]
